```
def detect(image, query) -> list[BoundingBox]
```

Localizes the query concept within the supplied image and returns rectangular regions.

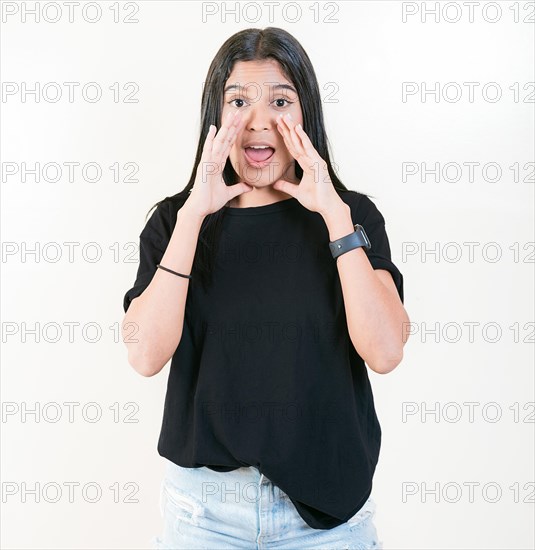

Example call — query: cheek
[278,145,292,159]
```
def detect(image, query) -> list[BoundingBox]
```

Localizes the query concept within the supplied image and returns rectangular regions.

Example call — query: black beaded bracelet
[156,264,192,280]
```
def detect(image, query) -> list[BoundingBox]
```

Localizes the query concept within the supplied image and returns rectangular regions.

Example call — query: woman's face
[222,59,303,188]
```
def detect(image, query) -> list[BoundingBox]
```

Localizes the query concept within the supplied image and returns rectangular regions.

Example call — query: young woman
[122,27,409,550]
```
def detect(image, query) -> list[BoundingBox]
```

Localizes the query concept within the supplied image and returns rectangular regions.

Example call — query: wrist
[181,198,207,224]
[321,201,354,241]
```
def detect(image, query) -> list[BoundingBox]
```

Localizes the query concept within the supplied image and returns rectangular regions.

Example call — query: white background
[1,1,534,548]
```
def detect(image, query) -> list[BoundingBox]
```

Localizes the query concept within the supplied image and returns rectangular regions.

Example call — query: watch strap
[329,224,371,260]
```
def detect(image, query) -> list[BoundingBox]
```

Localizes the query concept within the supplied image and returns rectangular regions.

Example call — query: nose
[243,103,277,132]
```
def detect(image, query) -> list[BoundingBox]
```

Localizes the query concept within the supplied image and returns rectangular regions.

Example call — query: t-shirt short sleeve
[352,194,404,304]
[123,201,172,314]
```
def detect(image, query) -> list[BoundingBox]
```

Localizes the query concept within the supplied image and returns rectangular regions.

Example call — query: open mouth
[243,146,276,166]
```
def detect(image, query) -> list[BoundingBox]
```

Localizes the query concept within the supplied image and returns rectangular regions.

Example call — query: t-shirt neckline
[224,197,300,216]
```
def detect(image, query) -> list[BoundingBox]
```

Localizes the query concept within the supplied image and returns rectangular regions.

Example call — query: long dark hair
[147,27,371,291]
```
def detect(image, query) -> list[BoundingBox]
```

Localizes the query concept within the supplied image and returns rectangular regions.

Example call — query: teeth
[248,145,270,149]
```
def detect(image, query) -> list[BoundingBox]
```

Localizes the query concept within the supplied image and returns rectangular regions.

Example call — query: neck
[228,186,295,208]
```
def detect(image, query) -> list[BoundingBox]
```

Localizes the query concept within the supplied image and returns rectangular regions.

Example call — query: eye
[228,98,246,108]
[273,98,293,108]
[227,97,294,109]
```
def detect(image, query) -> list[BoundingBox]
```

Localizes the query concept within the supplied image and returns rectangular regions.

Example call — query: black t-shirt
[123,189,404,530]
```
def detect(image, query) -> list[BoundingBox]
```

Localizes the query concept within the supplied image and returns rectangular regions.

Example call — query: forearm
[122,200,205,377]
[322,202,408,374]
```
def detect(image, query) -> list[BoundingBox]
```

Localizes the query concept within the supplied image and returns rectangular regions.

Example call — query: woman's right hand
[186,110,253,218]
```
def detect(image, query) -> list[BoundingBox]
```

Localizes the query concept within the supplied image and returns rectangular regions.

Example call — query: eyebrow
[224,83,297,94]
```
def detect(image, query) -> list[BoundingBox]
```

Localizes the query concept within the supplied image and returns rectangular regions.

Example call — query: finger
[276,115,299,159]
[201,124,216,162]
[278,116,319,176]
[228,182,254,201]
[220,111,246,161]
[210,112,233,157]
[215,113,244,174]
[281,114,306,158]
[273,178,299,197]
[212,111,240,158]
[277,118,311,173]
[294,123,318,160]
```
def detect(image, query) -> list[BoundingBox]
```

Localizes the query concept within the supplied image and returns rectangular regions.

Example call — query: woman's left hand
[273,112,343,216]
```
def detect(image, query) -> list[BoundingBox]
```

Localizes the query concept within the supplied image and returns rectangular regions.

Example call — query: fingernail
[286,113,292,120]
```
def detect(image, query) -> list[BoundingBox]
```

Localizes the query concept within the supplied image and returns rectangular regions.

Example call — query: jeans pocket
[162,478,205,529]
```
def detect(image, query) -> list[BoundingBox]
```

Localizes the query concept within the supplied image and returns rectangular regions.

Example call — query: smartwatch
[329,224,371,261]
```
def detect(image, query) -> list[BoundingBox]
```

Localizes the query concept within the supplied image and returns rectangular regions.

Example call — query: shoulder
[139,191,190,245]
[335,188,385,226]
[158,192,190,227]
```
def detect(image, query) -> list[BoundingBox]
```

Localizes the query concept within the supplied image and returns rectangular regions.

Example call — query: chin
[241,179,274,188]
[231,169,277,186]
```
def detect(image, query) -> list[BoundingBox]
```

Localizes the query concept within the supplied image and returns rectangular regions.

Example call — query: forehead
[225,59,291,88]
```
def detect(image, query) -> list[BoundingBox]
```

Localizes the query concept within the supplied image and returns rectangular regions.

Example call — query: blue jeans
[151,458,383,549]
